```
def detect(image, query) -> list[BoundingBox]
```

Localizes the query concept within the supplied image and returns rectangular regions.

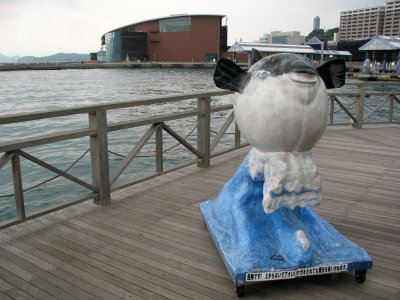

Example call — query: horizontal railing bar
[211,105,233,113]
[107,109,201,132]
[327,122,354,126]
[0,192,96,230]
[327,92,400,97]
[0,128,97,153]
[0,107,234,154]
[363,120,400,124]
[345,82,400,86]
[0,90,233,125]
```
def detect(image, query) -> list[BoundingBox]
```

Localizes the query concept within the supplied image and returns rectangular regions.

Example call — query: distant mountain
[17,53,90,63]
[0,53,20,63]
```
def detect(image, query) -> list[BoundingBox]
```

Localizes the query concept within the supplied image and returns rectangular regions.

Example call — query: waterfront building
[100,14,227,63]
[339,1,400,41]
[313,16,320,30]
[258,31,305,45]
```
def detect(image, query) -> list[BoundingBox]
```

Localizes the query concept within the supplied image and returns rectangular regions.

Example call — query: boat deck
[0,125,399,299]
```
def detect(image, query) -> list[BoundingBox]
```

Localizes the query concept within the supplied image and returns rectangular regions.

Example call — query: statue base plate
[200,201,372,286]
[198,154,372,290]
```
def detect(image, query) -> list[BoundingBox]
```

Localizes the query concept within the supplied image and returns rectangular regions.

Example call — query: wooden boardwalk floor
[0,125,399,299]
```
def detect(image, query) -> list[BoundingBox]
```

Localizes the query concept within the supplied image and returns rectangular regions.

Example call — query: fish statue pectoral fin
[316,59,346,89]
[213,58,250,93]
[251,48,264,65]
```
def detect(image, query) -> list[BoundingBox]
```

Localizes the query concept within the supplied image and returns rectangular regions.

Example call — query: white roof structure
[359,35,400,51]
[228,42,352,57]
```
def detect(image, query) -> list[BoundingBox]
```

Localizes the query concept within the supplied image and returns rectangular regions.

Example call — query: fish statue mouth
[289,72,318,84]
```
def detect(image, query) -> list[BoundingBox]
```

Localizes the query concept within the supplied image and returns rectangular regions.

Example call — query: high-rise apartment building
[339,6,385,40]
[339,1,400,41]
[384,0,400,35]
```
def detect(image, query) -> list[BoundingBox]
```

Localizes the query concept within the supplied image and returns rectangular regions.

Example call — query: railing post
[389,96,394,123]
[329,97,335,125]
[11,152,25,220]
[235,121,241,148]
[89,108,111,206]
[355,84,365,129]
[197,96,211,168]
[156,123,163,173]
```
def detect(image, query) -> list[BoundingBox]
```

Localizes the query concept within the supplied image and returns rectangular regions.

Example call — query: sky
[0,0,387,57]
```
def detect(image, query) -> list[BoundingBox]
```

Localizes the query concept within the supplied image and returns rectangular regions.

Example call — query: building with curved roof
[100,14,227,62]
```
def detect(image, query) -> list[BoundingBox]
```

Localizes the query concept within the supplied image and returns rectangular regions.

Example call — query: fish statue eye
[270,57,275,64]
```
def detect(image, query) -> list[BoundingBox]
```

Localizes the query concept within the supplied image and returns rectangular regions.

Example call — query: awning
[359,35,400,51]
[227,42,352,56]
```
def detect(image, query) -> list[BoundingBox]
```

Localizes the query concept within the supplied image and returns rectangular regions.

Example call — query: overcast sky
[0,0,386,57]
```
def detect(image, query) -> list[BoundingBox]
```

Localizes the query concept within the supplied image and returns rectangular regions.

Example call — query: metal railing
[1,82,399,228]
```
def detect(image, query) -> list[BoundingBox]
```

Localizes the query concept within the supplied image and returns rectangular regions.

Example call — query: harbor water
[0,68,399,222]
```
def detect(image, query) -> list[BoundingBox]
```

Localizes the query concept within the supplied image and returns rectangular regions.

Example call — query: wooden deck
[0,125,399,299]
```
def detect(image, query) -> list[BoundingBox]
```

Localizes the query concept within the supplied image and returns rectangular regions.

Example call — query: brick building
[100,14,227,62]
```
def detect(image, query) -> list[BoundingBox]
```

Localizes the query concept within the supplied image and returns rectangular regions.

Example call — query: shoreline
[2,62,400,81]
[0,62,219,71]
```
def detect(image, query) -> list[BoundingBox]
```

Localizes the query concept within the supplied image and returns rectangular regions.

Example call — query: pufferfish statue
[214,52,345,214]
[199,51,372,295]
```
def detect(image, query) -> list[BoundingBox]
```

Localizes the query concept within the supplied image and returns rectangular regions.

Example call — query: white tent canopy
[359,35,400,51]
[359,35,400,74]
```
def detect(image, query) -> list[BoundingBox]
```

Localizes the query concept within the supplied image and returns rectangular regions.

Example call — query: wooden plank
[0,266,52,300]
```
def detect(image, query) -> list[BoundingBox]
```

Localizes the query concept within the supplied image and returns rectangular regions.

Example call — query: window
[159,17,191,32]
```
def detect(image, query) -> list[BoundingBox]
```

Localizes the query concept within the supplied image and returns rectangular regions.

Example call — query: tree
[305,28,339,42]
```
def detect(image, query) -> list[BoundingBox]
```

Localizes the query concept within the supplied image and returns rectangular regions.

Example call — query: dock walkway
[0,125,399,299]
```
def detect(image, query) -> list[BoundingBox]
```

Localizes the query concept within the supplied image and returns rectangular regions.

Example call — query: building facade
[259,31,305,45]
[339,1,400,41]
[100,14,227,62]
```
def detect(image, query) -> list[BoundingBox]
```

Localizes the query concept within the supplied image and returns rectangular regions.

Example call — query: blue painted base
[199,154,372,285]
